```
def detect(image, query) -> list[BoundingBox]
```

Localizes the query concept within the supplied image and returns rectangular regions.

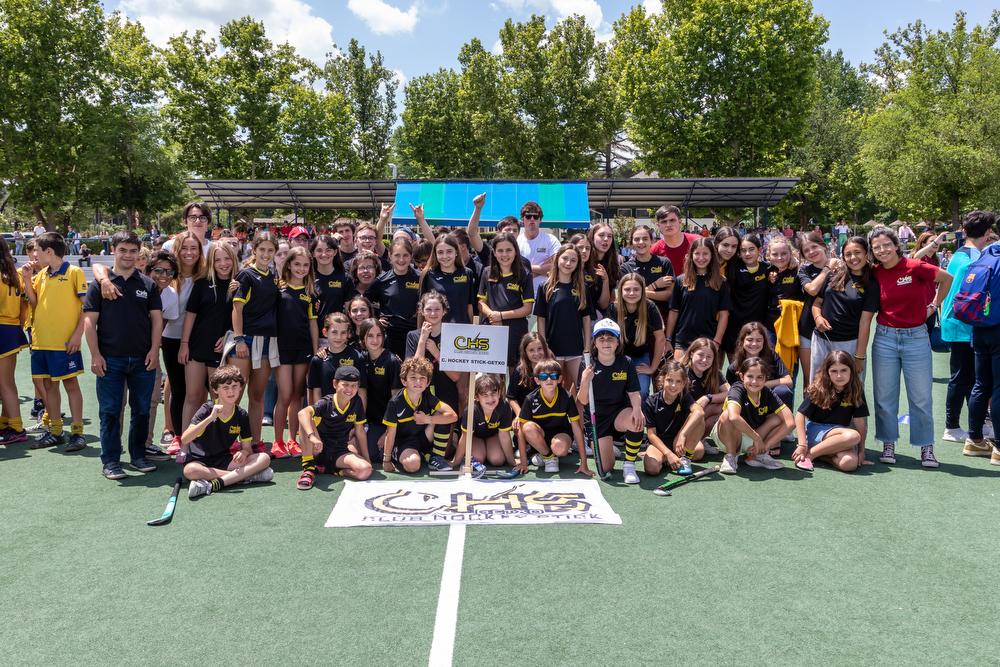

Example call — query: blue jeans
[872,324,934,447]
[631,353,652,399]
[968,325,1000,440]
[96,356,156,465]
[263,369,277,420]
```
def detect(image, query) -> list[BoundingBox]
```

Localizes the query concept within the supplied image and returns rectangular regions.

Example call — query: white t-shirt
[517,230,561,295]
[32,224,46,237]
[159,285,179,325]
[162,277,194,340]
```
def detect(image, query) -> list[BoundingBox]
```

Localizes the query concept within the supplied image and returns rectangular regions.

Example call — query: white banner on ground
[325,478,621,527]
[438,323,509,373]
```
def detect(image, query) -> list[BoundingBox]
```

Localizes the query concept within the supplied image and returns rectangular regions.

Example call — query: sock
[42,411,50,429]
[8,417,23,432]
[0,416,8,430]
[210,478,225,492]
[543,454,556,461]
[302,455,316,472]
[50,418,64,437]
[432,425,450,458]
[71,421,83,436]
[624,431,643,463]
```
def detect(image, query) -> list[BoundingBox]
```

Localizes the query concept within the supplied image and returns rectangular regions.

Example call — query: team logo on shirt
[650,267,663,274]
[754,274,766,282]
[347,414,358,423]
[611,371,627,380]
[896,276,913,286]
[339,359,355,366]
[840,400,852,407]
[374,366,386,376]
[328,280,342,288]
[505,282,521,292]
[299,294,311,303]
[405,281,420,289]
[135,289,148,299]
[781,276,795,285]
[453,275,468,283]
[758,406,769,415]
[229,425,241,435]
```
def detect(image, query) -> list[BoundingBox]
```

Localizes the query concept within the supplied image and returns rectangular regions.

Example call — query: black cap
[334,366,361,382]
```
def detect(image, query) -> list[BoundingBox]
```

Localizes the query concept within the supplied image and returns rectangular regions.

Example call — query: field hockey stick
[653,465,721,496]
[583,353,609,481]
[147,477,182,525]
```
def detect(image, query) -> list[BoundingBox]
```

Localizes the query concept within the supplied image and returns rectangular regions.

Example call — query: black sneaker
[34,431,64,448]
[129,458,157,473]
[102,462,127,480]
[65,434,86,452]
[143,444,169,461]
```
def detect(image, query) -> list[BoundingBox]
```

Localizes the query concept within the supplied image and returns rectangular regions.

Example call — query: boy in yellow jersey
[22,232,87,451]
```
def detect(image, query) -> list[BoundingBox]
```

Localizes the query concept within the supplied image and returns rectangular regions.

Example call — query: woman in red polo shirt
[869,227,952,468]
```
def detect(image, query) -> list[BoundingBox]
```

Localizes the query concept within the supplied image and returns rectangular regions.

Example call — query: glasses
[357,265,376,272]
[186,215,209,222]
[535,372,560,381]
[523,214,540,220]
[150,268,176,277]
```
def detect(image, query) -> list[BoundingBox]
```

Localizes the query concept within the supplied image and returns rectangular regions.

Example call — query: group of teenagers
[1,196,998,499]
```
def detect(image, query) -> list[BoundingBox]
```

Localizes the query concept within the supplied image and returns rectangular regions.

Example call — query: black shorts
[392,430,431,459]
[187,451,233,471]
[596,404,629,440]
[279,347,312,365]
[316,444,351,469]
[189,347,223,367]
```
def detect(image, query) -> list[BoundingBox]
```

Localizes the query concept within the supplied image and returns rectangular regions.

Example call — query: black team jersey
[233,265,279,337]
[643,391,694,441]
[306,346,367,395]
[367,268,420,333]
[797,392,869,426]
[725,382,786,430]
[765,266,805,327]
[311,394,367,455]
[728,261,771,329]
[313,269,356,328]
[669,274,732,347]
[276,284,316,352]
[585,355,640,417]
[688,368,726,401]
[533,282,590,357]
[188,402,252,459]
[725,350,789,386]
[362,349,402,425]
[607,301,663,359]
[460,400,515,439]
[421,266,477,324]
[382,388,442,448]
[518,385,580,433]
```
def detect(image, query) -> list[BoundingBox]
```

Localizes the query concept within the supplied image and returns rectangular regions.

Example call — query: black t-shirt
[362,348,402,425]
[405,330,459,409]
[367,268,420,332]
[818,276,880,342]
[188,402,251,459]
[234,266,279,337]
[584,355,641,417]
[533,282,590,357]
[583,271,605,317]
[306,346,367,393]
[186,278,233,359]
[313,269,356,328]
[478,267,534,321]
[797,264,825,338]
[420,266,477,324]
[461,400,514,439]
[669,274,732,346]
[339,248,358,265]
[312,393,367,452]
[725,382,786,430]
[766,266,805,325]
[725,350,789,385]
[506,366,535,406]
[643,391,694,441]
[606,301,663,359]
[797,392,869,426]
[83,270,162,358]
[728,261,771,326]
[621,254,674,289]
[276,284,316,351]
[382,388,442,446]
[518,385,579,433]
[688,368,727,400]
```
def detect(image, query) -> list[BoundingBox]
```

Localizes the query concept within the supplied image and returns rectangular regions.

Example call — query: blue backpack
[952,244,1000,326]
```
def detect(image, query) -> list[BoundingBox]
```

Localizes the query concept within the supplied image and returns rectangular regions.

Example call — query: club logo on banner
[325,479,622,527]
[439,323,509,373]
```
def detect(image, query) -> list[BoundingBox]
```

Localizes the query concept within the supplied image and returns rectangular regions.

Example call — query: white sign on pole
[439,323,509,373]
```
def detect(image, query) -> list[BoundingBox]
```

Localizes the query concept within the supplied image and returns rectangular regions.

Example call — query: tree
[780,50,877,226]
[608,0,828,178]
[859,11,1000,225]
[0,0,110,228]
[325,39,398,179]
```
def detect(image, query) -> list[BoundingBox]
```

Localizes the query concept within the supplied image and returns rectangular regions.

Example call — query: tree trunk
[951,193,960,228]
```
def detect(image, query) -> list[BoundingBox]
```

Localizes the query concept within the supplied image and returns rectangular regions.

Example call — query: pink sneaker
[166,436,181,456]
[795,457,814,472]
[270,439,289,459]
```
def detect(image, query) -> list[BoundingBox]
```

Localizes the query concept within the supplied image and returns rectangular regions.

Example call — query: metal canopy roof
[186,177,798,213]
[586,178,799,211]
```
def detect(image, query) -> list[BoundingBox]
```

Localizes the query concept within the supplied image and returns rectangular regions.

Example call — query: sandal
[769,447,782,458]
[297,469,316,490]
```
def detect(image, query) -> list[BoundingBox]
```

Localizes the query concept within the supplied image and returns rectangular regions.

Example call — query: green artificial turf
[1,347,997,666]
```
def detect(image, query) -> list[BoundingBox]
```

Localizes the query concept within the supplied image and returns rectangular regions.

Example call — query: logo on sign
[455,336,490,351]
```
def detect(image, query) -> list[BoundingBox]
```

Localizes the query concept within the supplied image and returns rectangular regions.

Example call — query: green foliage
[609,0,828,178]
[860,11,1000,224]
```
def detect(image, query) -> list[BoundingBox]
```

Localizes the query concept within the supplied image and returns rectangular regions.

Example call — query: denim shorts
[805,420,839,448]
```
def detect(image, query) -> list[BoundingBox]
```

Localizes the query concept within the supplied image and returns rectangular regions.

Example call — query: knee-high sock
[432,425,451,458]
[624,430,643,463]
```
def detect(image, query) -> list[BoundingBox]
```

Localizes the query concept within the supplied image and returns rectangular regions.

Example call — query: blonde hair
[613,273,650,348]
[543,244,587,311]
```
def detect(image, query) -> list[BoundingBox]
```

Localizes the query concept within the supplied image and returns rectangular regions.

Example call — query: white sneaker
[622,462,640,484]
[188,479,211,499]
[584,443,594,456]
[745,452,784,470]
[941,427,968,443]
[530,453,543,467]
[612,445,623,460]
[244,467,274,484]
[720,454,738,474]
[543,456,559,473]
[703,439,719,456]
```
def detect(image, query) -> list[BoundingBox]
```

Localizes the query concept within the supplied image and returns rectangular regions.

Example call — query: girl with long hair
[478,232,533,368]
[607,273,665,398]
[0,237,28,444]
[367,238,420,358]
[569,232,611,316]
[533,244,591,391]
[666,237,730,359]
[419,234,476,324]
[311,234,355,327]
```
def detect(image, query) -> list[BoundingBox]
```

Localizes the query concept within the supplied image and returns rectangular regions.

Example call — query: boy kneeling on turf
[297,366,371,490]
[382,357,458,474]
[183,366,274,499]
[518,359,590,476]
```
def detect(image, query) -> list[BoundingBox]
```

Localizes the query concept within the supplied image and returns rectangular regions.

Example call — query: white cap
[592,318,621,338]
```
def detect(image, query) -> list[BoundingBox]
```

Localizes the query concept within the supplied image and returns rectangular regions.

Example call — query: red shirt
[873,258,939,328]
[650,233,699,275]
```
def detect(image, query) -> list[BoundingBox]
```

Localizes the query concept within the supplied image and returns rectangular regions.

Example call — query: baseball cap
[592,318,621,338]
[334,366,361,382]
[288,226,310,239]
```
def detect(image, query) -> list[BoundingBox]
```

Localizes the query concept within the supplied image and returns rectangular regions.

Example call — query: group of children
[3,196,988,501]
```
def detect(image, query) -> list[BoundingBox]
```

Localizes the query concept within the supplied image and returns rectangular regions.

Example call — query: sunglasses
[535,372,560,381]
[523,214,540,220]
[150,268,176,277]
